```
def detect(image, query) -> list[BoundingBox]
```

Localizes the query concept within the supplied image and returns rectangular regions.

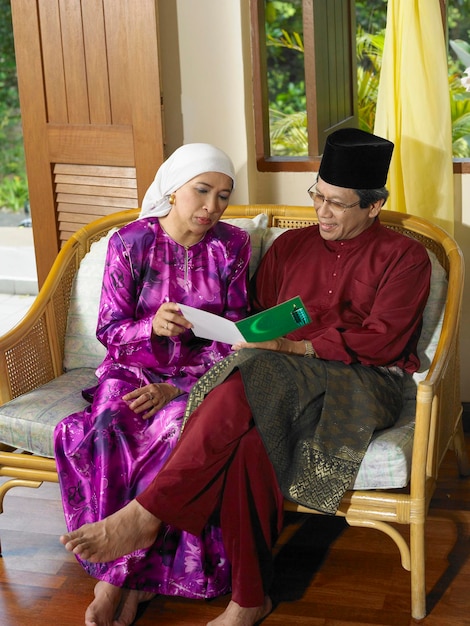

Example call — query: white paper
[178,303,245,344]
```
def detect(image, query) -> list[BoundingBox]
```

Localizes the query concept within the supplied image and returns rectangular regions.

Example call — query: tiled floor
[0,227,38,296]
[0,293,36,336]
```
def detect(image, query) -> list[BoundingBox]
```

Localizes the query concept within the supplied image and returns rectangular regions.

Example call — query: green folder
[236,295,311,342]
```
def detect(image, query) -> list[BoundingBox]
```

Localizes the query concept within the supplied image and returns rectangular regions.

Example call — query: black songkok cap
[319,128,394,189]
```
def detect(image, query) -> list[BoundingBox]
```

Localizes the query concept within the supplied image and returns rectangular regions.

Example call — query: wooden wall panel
[103,0,132,124]
[54,164,138,244]
[47,125,135,165]
[125,1,164,204]
[58,0,90,124]
[82,0,112,124]
[38,1,68,123]
[11,0,164,286]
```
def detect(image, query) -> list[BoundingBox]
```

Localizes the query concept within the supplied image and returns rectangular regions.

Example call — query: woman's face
[164,172,233,244]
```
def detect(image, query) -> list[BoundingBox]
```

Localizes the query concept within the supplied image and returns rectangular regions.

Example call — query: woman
[54,143,250,626]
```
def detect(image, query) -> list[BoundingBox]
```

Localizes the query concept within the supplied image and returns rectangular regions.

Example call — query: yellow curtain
[374,0,454,235]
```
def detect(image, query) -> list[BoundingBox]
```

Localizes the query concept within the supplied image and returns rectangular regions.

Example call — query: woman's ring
[165,322,169,330]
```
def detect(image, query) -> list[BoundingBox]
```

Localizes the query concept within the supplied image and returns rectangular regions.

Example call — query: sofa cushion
[352,398,417,489]
[223,212,268,276]
[63,230,117,371]
[0,368,97,458]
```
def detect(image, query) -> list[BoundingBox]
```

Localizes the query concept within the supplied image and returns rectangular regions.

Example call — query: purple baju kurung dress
[54,216,250,598]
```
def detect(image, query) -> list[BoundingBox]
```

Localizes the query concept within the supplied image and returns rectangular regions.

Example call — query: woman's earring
[169,194,175,205]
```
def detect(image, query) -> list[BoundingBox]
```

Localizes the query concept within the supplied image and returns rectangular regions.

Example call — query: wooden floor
[0,438,470,626]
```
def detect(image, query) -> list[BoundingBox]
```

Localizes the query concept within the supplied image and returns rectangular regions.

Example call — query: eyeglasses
[307,183,361,212]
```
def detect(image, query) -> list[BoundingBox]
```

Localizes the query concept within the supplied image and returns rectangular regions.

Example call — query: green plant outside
[0,0,28,213]
[266,2,470,158]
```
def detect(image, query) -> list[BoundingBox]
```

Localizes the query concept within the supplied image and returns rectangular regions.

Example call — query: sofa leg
[410,521,426,621]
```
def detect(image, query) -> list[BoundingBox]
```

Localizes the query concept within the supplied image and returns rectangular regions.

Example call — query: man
[60,128,432,626]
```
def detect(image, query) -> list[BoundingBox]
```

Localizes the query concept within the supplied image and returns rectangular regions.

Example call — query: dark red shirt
[251,218,431,373]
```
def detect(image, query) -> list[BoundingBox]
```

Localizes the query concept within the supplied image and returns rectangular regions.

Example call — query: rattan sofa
[0,205,468,620]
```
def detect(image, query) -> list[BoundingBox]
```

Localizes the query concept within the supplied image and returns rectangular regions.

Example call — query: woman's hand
[152,302,193,337]
[123,383,182,419]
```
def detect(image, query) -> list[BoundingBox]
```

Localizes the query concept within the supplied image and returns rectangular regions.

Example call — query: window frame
[250,0,358,172]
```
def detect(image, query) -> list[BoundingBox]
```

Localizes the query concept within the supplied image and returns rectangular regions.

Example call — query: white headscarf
[139,143,236,219]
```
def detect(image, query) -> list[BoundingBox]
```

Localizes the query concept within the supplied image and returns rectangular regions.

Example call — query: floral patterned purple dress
[54,217,250,598]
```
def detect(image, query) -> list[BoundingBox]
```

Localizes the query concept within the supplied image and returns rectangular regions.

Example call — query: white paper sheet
[178,303,245,344]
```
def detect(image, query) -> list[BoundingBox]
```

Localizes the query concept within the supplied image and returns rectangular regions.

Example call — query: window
[252,0,470,172]
[251,0,357,171]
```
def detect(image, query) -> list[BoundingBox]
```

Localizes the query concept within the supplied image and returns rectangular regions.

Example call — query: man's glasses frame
[307,183,361,212]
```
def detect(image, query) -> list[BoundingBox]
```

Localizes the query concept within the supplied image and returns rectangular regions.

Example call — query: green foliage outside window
[0,0,28,212]
[266,0,470,158]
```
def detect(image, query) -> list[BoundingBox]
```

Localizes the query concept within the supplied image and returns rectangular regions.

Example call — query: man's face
[313,177,381,241]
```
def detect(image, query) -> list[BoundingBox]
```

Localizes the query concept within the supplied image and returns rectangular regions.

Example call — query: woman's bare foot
[85,581,122,626]
[84,581,155,626]
[207,597,272,626]
[59,500,160,563]
[113,588,156,626]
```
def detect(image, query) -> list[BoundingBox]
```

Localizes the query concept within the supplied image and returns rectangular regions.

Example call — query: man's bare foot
[113,588,156,626]
[85,581,123,626]
[207,597,272,626]
[59,500,160,563]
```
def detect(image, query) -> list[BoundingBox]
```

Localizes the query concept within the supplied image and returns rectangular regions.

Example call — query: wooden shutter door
[11,0,164,285]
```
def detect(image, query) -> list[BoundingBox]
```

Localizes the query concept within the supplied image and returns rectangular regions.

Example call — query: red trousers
[136,371,284,607]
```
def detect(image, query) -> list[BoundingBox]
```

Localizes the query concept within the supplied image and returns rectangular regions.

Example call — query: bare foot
[59,500,160,563]
[84,581,155,626]
[207,597,272,626]
[113,588,156,626]
[85,581,122,626]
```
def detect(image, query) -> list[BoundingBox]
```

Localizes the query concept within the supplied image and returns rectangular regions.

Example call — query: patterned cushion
[261,225,448,490]
[0,368,97,458]
[352,399,417,489]
[224,212,268,276]
[63,230,117,371]
[261,225,286,257]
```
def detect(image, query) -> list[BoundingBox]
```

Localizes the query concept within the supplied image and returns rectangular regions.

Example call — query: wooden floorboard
[0,436,470,625]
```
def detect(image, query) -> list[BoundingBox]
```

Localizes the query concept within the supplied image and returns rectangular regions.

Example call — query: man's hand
[232,336,310,356]
[232,338,283,352]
